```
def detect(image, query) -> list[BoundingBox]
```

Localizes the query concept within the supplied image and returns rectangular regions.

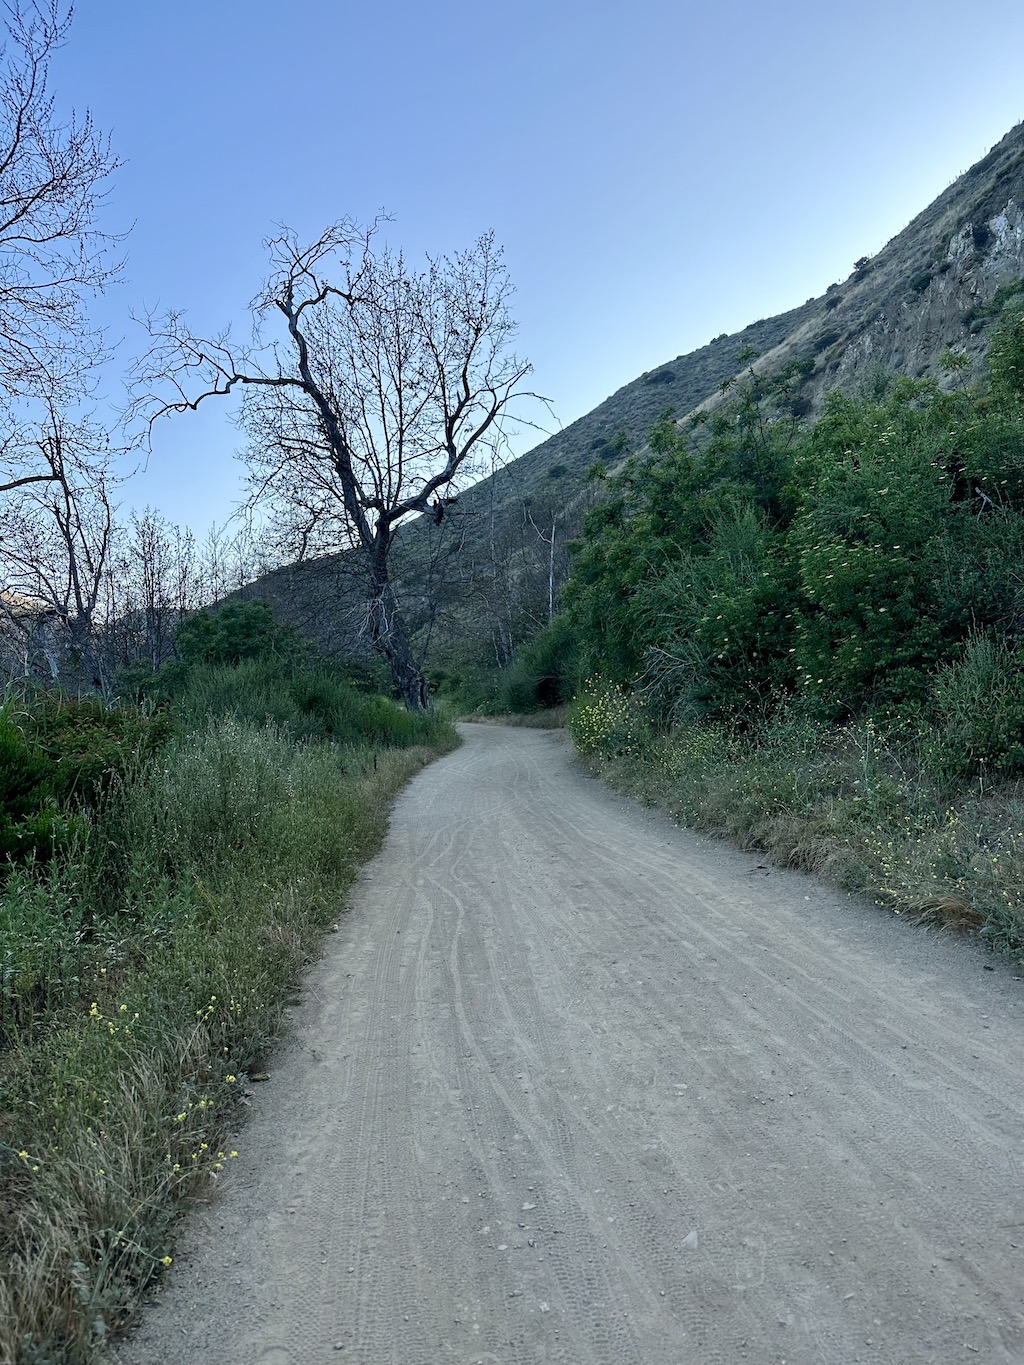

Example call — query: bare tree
[134,221,534,708]
[0,2,119,391]
[0,3,129,690]
[104,511,205,670]
[126,510,176,666]
[0,402,116,688]
[0,0,121,504]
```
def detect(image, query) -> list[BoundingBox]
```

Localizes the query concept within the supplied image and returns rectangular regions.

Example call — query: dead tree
[0,2,121,501]
[0,3,120,392]
[106,511,205,669]
[0,403,116,689]
[133,221,534,709]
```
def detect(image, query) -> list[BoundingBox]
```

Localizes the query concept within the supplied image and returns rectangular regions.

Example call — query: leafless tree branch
[132,221,538,707]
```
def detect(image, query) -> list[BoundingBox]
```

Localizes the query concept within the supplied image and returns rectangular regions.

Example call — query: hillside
[239,121,1024,666]
[473,120,1024,501]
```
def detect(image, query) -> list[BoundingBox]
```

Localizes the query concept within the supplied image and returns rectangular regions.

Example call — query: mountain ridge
[238,121,1024,665]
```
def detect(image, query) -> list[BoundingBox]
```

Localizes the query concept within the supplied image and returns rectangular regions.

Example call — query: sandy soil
[117,723,1024,1365]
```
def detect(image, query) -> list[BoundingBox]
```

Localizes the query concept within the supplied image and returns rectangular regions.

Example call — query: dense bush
[929,636,1024,777]
[560,304,1024,758]
[173,599,307,668]
[173,658,441,747]
[115,601,443,748]
[0,694,169,865]
[568,680,649,758]
[491,614,583,713]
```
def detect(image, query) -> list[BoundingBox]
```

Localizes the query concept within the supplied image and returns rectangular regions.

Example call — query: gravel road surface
[118,723,1024,1365]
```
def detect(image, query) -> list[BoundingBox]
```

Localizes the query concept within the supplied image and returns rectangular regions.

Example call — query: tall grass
[0,697,455,1364]
[164,657,440,747]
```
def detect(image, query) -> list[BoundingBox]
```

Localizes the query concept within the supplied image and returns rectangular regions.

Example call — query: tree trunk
[366,563,429,710]
[548,516,557,624]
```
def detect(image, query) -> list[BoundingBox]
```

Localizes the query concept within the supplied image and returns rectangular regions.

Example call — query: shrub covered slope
[515,300,1024,953]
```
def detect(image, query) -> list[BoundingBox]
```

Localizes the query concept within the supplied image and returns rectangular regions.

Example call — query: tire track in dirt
[119,724,1024,1365]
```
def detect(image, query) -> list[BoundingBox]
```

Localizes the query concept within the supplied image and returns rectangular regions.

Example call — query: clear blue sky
[51,0,1024,535]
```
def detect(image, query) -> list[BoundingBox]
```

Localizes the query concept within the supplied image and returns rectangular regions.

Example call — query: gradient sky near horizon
[49,0,1024,535]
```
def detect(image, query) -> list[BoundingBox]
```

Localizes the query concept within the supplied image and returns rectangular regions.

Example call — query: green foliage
[940,347,970,377]
[557,308,1024,781]
[988,298,1024,400]
[0,695,168,866]
[493,615,582,713]
[788,382,974,713]
[0,703,53,832]
[566,392,800,692]
[634,504,799,722]
[173,600,307,669]
[173,659,442,747]
[564,379,800,709]
[930,636,1024,777]
[115,601,440,748]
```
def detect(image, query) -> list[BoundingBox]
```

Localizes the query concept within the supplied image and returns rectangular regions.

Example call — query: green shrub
[929,636,1024,776]
[494,615,582,713]
[633,503,799,723]
[0,695,168,866]
[176,659,442,746]
[988,301,1024,401]
[0,703,54,858]
[174,600,307,668]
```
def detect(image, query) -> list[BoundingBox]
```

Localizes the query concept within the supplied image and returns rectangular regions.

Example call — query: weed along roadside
[565,682,1024,959]
[0,605,457,1365]
[465,688,1024,958]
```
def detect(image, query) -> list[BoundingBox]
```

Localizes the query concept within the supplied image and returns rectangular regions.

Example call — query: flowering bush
[568,681,648,758]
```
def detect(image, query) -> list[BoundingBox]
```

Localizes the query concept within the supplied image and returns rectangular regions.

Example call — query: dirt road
[119,724,1024,1365]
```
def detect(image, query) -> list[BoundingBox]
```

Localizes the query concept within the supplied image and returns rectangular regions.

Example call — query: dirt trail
[118,724,1024,1365]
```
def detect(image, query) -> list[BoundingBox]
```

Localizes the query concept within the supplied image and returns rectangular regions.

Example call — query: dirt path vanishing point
[118,723,1024,1365]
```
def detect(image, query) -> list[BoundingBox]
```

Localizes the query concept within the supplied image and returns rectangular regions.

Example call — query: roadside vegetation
[481,296,1024,957]
[0,602,455,1365]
